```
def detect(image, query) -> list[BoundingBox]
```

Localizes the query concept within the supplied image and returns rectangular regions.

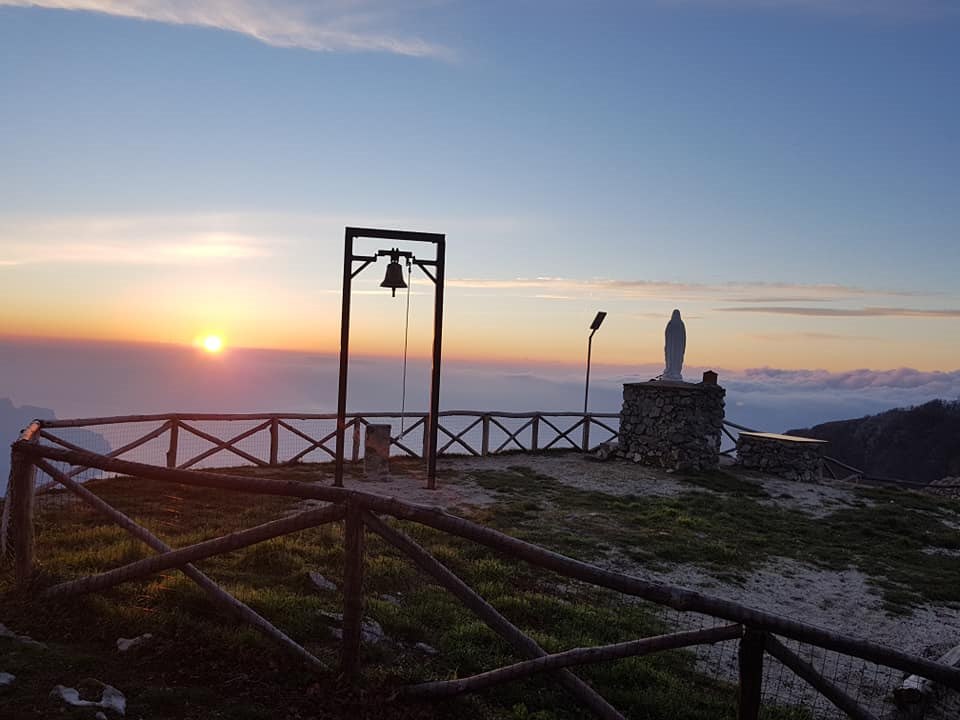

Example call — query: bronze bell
[380,254,408,297]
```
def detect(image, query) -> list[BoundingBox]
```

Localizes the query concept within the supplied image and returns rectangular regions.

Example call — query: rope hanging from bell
[399,257,413,434]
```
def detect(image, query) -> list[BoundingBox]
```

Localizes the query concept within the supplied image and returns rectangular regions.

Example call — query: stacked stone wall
[925,476,960,499]
[736,436,823,482]
[617,382,725,471]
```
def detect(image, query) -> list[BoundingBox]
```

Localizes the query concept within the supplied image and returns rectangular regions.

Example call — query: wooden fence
[30,411,621,473]
[5,436,960,719]
[26,411,874,487]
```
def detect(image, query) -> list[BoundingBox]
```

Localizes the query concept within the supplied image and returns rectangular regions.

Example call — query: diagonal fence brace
[32,458,326,673]
[362,511,625,720]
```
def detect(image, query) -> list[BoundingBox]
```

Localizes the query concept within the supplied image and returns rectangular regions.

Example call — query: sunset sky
[1,1,958,372]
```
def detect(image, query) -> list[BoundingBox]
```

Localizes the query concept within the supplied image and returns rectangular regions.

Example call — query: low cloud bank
[718,367,960,432]
[1,339,956,441]
[737,367,960,393]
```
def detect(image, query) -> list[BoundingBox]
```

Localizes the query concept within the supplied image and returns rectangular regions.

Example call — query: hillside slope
[787,399,960,484]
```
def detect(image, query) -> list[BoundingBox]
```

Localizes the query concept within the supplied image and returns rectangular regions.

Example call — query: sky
[1,1,959,376]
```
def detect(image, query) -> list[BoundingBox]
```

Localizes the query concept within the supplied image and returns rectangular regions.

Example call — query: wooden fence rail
[34,411,872,484]
[31,411,623,476]
[5,440,960,720]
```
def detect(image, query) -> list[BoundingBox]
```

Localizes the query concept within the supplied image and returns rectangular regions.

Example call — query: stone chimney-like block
[618,381,725,471]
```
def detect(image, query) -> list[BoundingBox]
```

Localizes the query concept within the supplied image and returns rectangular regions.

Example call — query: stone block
[364,423,392,478]
[735,432,826,482]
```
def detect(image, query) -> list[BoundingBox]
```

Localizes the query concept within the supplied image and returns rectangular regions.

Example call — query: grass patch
[471,465,960,611]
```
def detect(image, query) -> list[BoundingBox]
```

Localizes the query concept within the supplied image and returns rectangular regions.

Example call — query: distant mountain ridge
[787,399,960,485]
[1,398,110,496]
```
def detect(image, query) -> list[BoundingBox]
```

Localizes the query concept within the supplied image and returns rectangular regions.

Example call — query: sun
[202,335,223,353]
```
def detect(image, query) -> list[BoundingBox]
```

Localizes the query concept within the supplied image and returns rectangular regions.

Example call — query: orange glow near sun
[202,335,223,353]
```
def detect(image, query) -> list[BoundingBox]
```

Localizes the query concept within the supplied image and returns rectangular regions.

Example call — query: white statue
[662,309,686,381]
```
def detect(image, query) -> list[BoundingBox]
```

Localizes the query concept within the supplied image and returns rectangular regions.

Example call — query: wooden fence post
[531,415,540,452]
[8,441,38,586]
[738,628,766,720]
[166,419,179,469]
[269,416,279,466]
[481,415,490,456]
[581,416,591,452]
[340,501,366,677]
[351,420,361,464]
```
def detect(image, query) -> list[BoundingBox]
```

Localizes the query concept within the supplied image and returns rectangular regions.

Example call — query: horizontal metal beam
[345,226,445,244]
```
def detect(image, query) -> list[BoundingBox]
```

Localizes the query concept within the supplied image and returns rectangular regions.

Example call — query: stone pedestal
[618,381,725,471]
[736,432,826,482]
[364,424,392,478]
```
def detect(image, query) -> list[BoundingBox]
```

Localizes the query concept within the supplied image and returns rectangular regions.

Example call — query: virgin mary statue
[662,309,686,382]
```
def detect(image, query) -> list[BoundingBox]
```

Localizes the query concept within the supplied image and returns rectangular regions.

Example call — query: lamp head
[589,311,607,331]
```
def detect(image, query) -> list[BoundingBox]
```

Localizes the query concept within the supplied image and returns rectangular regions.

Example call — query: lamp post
[335,227,446,489]
[582,311,606,451]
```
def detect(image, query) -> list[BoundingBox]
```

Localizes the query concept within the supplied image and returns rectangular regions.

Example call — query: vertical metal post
[738,628,766,720]
[335,230,354,488]
[582,330,595,451]
[334,228,444,487]
[426,236,445,489]
[269,416,279,466]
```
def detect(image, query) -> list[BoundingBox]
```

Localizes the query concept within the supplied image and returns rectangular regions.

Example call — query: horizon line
[2,332,959,376]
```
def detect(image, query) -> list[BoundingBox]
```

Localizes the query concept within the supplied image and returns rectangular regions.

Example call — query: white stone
[308,571,337,592]
[320,612,386,644]
[50,683,126,716]
[360,618,385,644]
[116,633,153,653]
[0,623,46,649]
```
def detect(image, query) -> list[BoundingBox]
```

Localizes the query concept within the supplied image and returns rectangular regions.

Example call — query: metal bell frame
[335,228,446,489]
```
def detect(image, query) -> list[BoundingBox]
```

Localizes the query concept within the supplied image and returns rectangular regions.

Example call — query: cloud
[0,211,540,268]
[28,236,270,264]
[717,306,960,318]
[0,214,274,265]
[446,277,926,303]
[656,0,959,20]
[714,366,960,432]
[2,0,449,57]
[733,366,960,394]
[744,331,880,342]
